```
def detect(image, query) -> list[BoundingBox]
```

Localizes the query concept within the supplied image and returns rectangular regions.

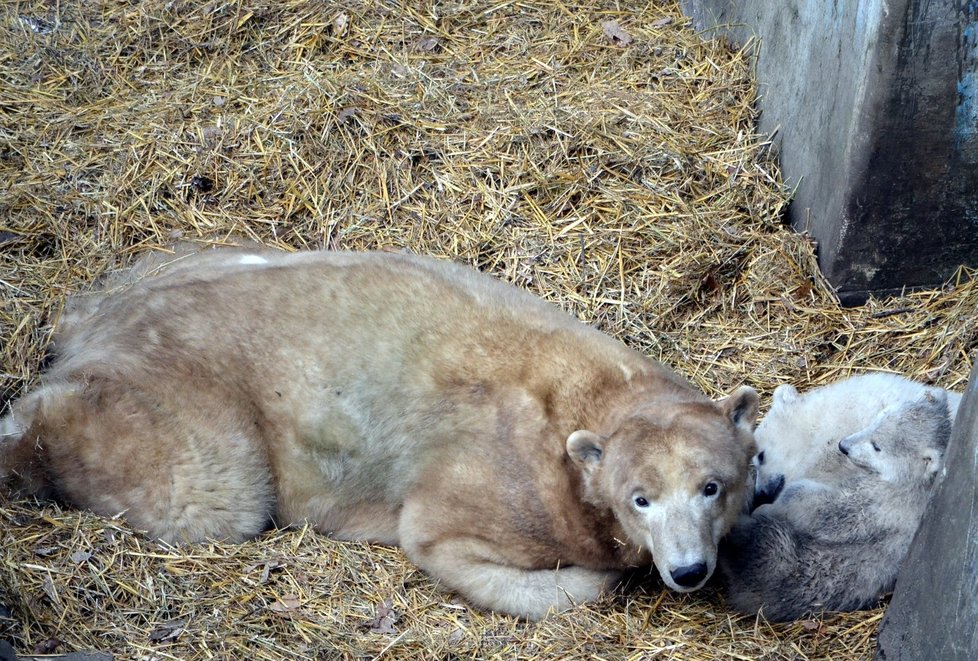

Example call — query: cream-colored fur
[1,248,758,619]
[752,373,962,503]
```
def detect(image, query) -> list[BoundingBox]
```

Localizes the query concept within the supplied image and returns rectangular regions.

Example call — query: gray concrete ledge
[875,360,978,660]
[682,0,978,304]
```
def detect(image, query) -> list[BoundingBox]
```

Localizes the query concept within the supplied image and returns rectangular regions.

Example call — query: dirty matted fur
[1,248,758,619]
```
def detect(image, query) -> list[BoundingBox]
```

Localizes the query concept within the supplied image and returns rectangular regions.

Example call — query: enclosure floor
[1,0,975,658]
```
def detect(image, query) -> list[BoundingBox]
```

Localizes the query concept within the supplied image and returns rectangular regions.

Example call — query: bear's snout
[753,474,785,508]
[670,562,708,588]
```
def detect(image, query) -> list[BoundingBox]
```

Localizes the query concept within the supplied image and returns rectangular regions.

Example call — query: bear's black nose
[670,562,708,588]
[753,474,785,509]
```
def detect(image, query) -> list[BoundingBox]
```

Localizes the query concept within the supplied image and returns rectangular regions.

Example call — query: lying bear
[720,373,959,621]
[1,247,758,620]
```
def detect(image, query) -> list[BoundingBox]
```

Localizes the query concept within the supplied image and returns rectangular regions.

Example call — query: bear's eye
[871,442,881,452]
[703,482,720,498]
[756,451,765,464]
[633,496,650,508]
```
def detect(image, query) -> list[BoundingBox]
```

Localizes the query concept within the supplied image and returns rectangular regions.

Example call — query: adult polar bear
[0,248,758,620]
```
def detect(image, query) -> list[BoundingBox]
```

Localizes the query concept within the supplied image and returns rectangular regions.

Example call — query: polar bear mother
[1,248,758,619]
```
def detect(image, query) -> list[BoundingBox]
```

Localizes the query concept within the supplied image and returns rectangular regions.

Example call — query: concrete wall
[682,0,978,304]
[681,4,978,653]
[875,361,978,660]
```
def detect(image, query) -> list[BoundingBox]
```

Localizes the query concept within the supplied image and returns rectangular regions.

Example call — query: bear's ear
[922,447,943,479]
[772,384,799,407]
[721,386,760,432]
[921,388,950,416]
[566,430,605,472]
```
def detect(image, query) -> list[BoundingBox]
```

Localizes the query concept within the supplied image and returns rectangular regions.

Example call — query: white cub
[719,373,959,621]
[751,373,961,506]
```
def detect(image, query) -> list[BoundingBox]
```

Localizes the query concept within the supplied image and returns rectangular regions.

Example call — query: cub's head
[566,386,758,593]
[751,382,863,505]
[751,384,827,504]
[838,391,952,485]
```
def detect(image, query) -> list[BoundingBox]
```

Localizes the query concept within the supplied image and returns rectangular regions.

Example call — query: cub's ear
[920,388,950,417]
[922,447,943,479]
[772,384,799,407]
[566,430,605,472]
[720,386,760,431]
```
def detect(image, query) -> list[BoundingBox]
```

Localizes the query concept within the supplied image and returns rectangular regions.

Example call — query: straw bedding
[1,0,975,658]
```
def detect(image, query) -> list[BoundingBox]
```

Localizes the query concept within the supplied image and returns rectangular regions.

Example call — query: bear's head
[750,374,958,505]
[838,390,952,485]
[566,385,758,593]
[750,383,838,505]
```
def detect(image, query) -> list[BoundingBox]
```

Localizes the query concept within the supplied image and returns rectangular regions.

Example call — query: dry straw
[1,0,975,658]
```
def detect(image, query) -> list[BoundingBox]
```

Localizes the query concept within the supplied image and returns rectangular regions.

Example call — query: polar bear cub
[751,373,960,506]
[720,373,959,621]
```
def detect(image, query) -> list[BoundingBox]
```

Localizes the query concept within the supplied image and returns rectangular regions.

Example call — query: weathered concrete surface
[681,0,978,304]
[875,360,978,660]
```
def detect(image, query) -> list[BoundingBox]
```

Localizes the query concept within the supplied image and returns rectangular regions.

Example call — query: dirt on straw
[0,0,975,659]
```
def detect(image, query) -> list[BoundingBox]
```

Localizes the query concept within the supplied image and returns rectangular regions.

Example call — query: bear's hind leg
[35,377,275,544]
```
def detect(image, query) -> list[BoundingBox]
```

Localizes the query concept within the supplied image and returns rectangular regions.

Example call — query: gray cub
[719,389,953,621]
